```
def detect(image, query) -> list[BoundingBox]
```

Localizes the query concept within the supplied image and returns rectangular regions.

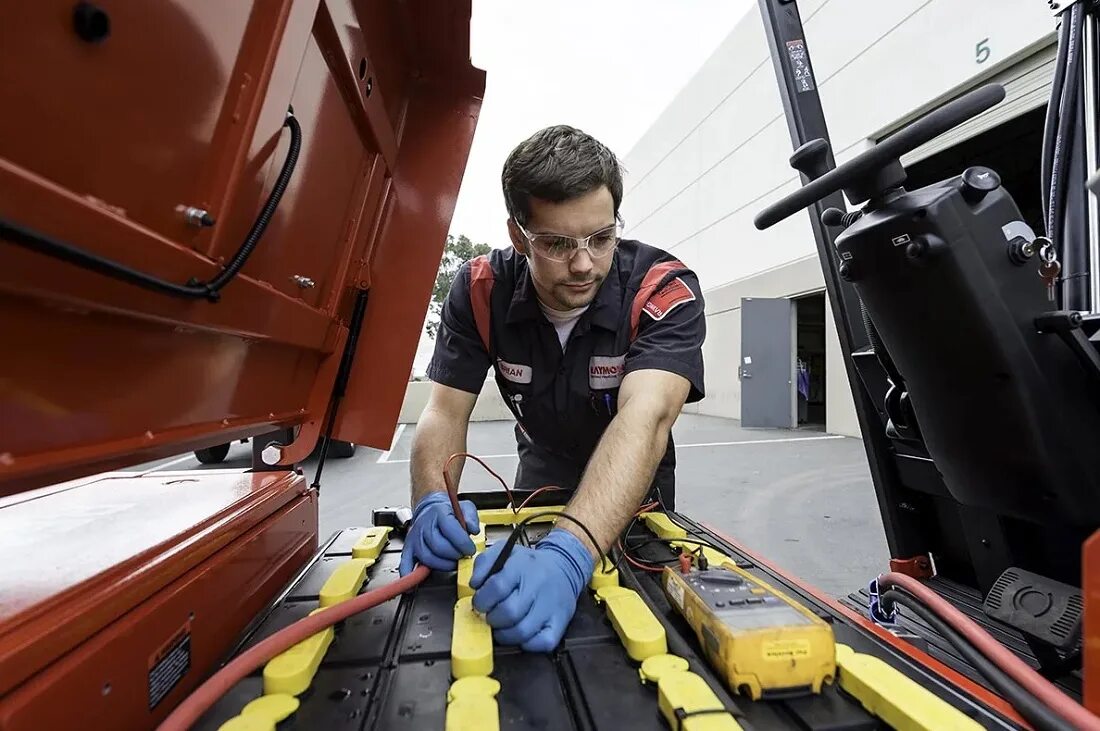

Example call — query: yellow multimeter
[662,565,836,700]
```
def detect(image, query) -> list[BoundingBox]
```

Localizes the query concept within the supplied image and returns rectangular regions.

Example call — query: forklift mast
[755,0,1100,693]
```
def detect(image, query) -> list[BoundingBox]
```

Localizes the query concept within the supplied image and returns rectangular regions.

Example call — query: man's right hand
[398,491,480,575]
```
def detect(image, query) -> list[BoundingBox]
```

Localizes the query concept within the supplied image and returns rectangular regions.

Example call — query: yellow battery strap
[477,506,561,526]
[216,717,273,731]
[451,596,493,678]
[657,670,743,731]
[351,526,391,561]
[595,586,668,661]
[446,676,501,731]
[241,694,299,724]
[318,558,373,607]
[834,644,984,731]
[640,512,689,540]
[590,557,619,591]
[262,608,333,696]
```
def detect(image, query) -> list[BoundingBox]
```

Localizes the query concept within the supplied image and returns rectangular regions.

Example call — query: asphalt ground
[128,413,888,598]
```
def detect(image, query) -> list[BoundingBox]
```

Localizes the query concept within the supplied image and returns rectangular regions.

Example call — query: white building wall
[622,0,1054,436]
[399,379,512,424]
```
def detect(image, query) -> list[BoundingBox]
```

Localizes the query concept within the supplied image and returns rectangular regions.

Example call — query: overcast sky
[416,1,750,374]
[448,0,752,249]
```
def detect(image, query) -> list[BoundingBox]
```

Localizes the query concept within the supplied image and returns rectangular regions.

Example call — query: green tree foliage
[426,234,492,338]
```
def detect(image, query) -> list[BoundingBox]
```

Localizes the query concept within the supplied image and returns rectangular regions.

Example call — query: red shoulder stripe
[629,259,687,340]
[468,255,494,352]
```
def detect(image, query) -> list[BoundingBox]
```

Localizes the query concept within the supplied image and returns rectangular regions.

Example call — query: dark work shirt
[426,240,706,507]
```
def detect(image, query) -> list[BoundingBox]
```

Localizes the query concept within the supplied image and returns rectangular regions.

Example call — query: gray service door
[740,297,796,428]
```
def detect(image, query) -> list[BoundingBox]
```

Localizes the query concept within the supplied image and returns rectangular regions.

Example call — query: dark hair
[501,125,624,226]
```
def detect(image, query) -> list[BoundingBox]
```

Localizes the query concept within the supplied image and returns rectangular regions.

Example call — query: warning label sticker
[785,39,816,93]
[666,577,685,610]
[148,622,191,710]
[762,638,812,662]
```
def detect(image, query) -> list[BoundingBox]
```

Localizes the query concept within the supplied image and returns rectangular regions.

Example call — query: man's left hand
[469,528,595,652]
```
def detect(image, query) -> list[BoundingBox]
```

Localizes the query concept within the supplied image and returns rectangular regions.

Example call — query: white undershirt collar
[537,298,589,350]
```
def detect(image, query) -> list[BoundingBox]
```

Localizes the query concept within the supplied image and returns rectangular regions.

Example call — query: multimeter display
[681,570,813,629]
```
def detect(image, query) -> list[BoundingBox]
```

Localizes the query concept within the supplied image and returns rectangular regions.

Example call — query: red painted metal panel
[325,0,484,451]
[0,1,262,247]
[332,80,484,448]
[0,162,337,350]
[0,2,477,726]
[233,31,370,306]
[328,154,389,311]
[204,0,320,271]
[0,482,317,730]
[316,0,399,172]
[0,0,484,494]
[0,470,312,697]
[0,292,327,494]
[351,0,413,136]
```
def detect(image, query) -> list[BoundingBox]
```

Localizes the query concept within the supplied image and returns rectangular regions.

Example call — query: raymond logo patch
[643,277,696,321]
[589,354,626,389]
[496,358,532,384]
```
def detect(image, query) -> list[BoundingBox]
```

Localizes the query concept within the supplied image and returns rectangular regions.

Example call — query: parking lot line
[676,435,846,449]
[376,423,408,463]
[380,434,845,464]
[137,454,196,474]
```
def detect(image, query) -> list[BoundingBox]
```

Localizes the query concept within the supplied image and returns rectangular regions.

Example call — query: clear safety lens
[523,223,622,262]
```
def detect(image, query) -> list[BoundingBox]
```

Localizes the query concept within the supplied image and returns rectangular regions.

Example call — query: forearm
[561,402,674,558]
[409,405,469,504]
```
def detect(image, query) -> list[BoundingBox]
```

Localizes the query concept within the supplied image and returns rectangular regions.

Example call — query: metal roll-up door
[887,41,1057,165]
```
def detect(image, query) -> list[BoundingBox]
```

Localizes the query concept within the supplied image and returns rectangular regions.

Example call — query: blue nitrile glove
[469,528,595,652]
[398,492,480,576]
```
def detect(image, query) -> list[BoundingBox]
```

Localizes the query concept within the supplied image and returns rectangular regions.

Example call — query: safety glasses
[514,220,623,262]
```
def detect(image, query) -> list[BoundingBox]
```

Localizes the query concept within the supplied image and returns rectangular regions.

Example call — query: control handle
[754,83,1006,230]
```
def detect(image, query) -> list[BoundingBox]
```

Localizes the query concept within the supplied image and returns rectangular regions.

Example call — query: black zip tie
[674,706,734,730]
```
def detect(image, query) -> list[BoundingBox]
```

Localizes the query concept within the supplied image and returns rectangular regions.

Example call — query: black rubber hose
[207,111,302,291]
[1048,4,1084,249]
[0,109,301,302]
[1041,9,1072,220]
[0,217,218,300]
[880,590,1075,731]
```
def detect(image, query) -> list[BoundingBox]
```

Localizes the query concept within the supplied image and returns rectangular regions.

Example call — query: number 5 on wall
[976,38,991,64]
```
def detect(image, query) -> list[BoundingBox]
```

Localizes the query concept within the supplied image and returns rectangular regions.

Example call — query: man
[398,125,705,652]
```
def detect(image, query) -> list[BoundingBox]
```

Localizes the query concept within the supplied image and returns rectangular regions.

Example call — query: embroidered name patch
[589,354,626,389]
[496,358,532,384]
[643,277,696,321]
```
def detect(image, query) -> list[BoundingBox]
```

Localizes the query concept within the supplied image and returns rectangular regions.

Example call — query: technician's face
[508,186,619,311]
